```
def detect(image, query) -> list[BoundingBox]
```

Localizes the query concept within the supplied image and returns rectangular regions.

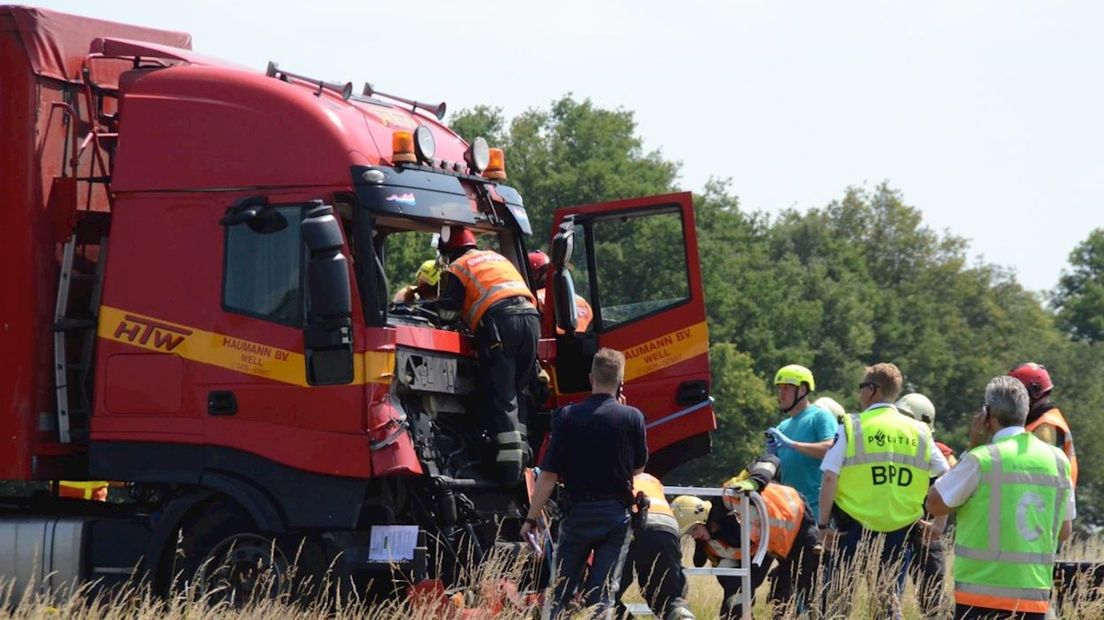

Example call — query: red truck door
[545,191,714,475]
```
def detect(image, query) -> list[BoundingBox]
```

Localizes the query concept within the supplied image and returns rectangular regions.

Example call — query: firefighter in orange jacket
[618,473,695,620]
[528,250,593,333]
[675,455,820,619]
[1009,362,1078,485]
[436,226,539,486]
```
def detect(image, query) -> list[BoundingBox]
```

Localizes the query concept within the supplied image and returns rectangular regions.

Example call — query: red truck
[0,6,715,601]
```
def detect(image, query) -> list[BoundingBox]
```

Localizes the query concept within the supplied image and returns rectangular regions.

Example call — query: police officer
[436,226,540,486]
[926,376,1075,620]
[522,348,647,619]
[1009,362,1078,485]
[617,473,695,620]
[817,363,949,619]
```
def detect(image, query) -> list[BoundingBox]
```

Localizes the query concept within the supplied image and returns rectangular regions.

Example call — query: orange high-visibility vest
[1026,407,1078,485]
[707,484,806,561]
[535,288,593,333]
[448,250,535,331]
[632,473,678,536]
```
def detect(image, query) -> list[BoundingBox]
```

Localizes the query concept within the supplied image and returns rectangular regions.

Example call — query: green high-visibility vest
[836,405,931,532]
[954,432,1072,613]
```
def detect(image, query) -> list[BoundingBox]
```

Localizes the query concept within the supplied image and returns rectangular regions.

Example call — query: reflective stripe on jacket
[1025,407,1078,486]
[836,405,931,532]
[633,473,679,536]
[447,250,535,330]
[953,432,1072,614]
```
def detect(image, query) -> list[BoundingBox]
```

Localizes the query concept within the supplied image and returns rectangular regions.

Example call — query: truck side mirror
[302,204,354,385]
[550,219,578,334]
[220,196,288,234]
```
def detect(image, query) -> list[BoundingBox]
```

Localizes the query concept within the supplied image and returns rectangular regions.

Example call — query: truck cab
[1,6,714,601]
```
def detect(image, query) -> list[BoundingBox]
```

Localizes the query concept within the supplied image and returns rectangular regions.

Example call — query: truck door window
[223,206,304,325]
[591,208,689,329]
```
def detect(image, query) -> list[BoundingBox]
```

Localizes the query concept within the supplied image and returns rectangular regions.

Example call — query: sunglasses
[858,381,878,392]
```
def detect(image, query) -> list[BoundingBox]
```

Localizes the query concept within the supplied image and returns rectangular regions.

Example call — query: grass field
[2,535,1103,619]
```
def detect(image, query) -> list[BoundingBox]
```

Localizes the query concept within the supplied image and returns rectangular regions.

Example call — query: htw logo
[114,314,192,351]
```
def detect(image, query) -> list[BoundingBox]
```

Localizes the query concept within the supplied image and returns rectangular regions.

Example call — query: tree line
[447,96,1104,527]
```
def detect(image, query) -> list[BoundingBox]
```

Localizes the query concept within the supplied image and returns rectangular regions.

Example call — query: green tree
[1053,228,1104,343]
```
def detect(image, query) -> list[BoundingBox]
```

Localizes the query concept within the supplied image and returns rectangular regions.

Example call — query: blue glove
[766,427,795,452]
[765,431,779,455]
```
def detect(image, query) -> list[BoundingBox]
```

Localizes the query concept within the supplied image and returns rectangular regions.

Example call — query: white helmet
[896,393,936,426]
[814,397,846,422]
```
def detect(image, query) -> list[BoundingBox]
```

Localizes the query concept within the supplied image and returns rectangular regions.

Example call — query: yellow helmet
[415,260,442,286]
[671,495,712,535]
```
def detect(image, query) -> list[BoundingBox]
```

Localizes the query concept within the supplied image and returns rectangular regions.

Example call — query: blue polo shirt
[776,403,837,516]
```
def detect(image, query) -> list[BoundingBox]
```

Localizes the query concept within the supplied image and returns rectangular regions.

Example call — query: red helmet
[438,226,477,252]
[1009,362,1053,397]
[528,250,551,275]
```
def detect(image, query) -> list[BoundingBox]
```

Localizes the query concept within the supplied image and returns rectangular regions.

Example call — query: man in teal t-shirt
[766,364,838,517]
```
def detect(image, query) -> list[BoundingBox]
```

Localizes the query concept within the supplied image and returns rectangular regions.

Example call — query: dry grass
[3,533,1104,619]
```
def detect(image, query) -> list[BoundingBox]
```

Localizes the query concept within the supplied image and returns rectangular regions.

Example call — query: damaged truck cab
[0,6,714,600]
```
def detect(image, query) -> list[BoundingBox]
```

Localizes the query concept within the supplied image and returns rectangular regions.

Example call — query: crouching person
[617,473,695,620]
[675,456,820,619]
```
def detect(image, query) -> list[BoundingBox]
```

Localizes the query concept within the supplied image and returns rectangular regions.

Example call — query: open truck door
[544,191,714,476]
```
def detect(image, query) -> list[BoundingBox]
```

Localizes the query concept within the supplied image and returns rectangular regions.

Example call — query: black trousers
[767,538,820,618]
[906,529,947,617]
[617,528,688,618]
[475,309,539,484]
[953,604,1045,620]
[718,556,772,619]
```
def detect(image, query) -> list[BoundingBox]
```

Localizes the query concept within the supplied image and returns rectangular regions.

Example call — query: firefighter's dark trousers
[475,305,539,486]
[717,556,772,619]
[545,500,632,620]
[617,528,689,618]
[766,537,820,618]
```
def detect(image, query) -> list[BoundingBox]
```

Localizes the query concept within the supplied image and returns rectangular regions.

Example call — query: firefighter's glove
[727,479,759,495]
[765,428,795,452]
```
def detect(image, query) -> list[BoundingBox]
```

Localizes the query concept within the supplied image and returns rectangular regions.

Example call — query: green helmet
[774,364,815,391]
[896,393,935,425]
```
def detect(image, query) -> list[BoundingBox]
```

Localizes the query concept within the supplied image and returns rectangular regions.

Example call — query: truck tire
[172,501,291,605]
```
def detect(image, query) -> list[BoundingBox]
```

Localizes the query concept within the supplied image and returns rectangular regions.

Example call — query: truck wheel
[173,502,290,605]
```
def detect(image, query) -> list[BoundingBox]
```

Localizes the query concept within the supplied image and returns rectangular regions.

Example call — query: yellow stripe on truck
[97,306,393,386]
[622,321,709,382]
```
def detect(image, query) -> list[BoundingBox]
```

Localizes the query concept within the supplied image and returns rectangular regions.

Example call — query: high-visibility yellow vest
[954,432,1071,614]
[447,250,535,330]
[835,406,931,532]
[632,473,679,536]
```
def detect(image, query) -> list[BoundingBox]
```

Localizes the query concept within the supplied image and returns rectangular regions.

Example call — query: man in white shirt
[817,363,949,618]
[926,376,1074,620]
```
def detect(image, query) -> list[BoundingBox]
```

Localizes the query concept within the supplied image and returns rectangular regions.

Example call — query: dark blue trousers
[544,500,632,620]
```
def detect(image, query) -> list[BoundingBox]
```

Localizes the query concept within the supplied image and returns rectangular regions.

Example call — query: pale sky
[34,1,1103,293]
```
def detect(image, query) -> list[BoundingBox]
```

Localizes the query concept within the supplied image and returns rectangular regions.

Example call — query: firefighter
[1008,362,1078,485]
[926,376,1075,620]
[617,473,695,620]
[528,250,593,333]
[436,226,540,486]
[392,259,442,304]
[817,363,949,619]
[676,456,820,620]
[896,392,955,618]
[764,364,837,518]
